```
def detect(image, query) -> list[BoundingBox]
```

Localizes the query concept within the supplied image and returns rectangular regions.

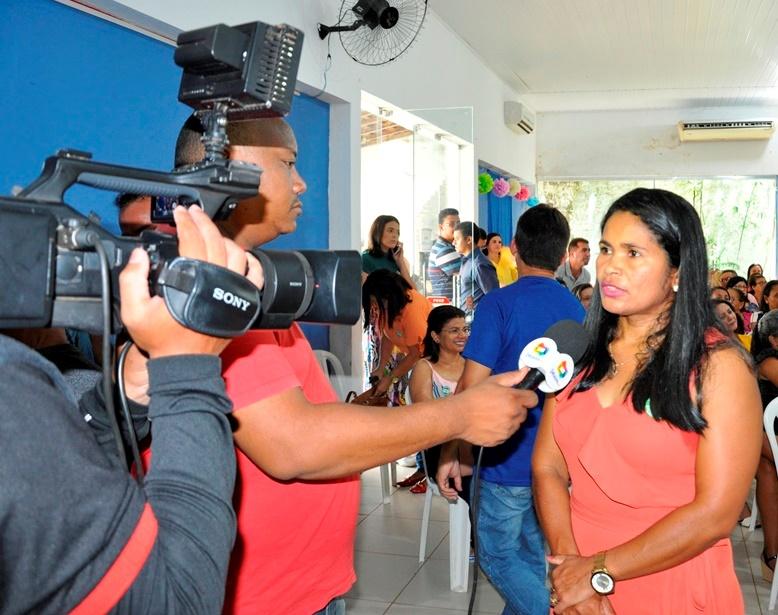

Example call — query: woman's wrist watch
[590,551,615,595]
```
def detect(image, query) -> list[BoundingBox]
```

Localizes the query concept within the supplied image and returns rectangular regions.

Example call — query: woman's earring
[672,282,679,292]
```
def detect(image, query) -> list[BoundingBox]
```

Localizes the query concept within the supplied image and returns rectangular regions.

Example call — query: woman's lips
[600,283,626,298]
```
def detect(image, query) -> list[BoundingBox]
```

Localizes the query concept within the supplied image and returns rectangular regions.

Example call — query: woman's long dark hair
[712,298,744,335]
[574,188,731,433]
[361,269,412,331]
[367,215,400,260]
[422,305,466,362]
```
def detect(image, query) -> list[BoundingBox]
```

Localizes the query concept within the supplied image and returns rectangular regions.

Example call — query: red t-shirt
[220,326,360,614]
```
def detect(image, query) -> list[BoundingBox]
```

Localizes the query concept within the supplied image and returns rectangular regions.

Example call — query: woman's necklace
[608,342,641,377]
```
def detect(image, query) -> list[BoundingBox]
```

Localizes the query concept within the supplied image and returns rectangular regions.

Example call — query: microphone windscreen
[543,319,590,363]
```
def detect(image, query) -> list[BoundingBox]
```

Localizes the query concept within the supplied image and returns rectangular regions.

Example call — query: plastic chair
[320,350,398,501]
[418,451,471,592]
[764,398,778,610]
[313,350,345,394]
[742,483,759,532]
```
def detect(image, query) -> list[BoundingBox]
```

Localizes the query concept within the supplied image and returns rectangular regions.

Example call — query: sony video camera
[0,21,360,337]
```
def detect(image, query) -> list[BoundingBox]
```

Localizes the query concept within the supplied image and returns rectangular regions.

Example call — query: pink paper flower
[492,177,510,197]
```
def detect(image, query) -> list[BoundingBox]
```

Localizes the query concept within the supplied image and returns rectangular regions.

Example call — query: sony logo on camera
[212,287,252,312]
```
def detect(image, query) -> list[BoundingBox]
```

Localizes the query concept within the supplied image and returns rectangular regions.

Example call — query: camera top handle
[19,148,261,220]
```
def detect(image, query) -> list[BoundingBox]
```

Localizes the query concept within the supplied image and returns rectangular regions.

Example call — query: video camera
[0,21,360,337]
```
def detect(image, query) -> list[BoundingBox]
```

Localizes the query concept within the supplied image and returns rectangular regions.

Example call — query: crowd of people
[5,110,776,615]
[362,188,774,615]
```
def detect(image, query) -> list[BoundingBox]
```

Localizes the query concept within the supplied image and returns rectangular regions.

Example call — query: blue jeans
[474,480,548,615]
[312,597,345,615]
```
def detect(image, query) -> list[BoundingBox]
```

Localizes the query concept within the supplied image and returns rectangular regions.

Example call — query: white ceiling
[429,0,778,112]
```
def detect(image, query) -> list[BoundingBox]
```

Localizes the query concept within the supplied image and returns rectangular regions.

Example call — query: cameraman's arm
[78,372,150,461]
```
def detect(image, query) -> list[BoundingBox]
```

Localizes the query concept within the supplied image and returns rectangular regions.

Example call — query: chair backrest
[313,350,345,378]
[313,350,346,398]
[765,398,778,461]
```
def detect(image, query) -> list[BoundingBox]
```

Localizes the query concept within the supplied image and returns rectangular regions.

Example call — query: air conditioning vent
[504,101,535,135]
[678,120,774,142]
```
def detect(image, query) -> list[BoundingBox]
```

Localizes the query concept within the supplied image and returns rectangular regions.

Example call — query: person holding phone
[361,214,414,287]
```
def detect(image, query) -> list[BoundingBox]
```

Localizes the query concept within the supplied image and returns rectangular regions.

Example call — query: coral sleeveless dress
[553,385,743,614]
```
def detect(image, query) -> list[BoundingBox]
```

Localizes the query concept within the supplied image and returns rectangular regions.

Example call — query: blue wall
[2,0,331,348]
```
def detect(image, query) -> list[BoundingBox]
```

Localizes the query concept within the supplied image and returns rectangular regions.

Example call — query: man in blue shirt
[437,205,585,615]
[427,208,461,299]
[453,221,499,317]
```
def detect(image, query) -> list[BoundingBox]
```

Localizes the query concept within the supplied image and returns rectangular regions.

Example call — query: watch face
[591,571,615,594]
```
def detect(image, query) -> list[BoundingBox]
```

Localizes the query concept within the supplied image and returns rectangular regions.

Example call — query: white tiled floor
[346,466,775,614]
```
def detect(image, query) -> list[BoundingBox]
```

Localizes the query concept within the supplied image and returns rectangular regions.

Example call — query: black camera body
[0,21,361,336]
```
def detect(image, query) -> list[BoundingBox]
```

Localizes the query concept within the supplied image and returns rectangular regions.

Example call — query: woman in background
[533,188,761,614]
[750,274,767,308]
[408,305,469,494]
[484,232,518,287]
[361,215,414,287]
[714,298,750,350]
[363,270,432,485]
[748,263,764,282]
[752,311,778,582]
[361,215,415,390]
[572,283,594,311]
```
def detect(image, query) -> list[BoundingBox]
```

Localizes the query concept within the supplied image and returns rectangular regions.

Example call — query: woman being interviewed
[532,188,762,614]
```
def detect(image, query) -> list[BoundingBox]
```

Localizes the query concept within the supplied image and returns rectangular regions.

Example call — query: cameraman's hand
[120,205,263,360]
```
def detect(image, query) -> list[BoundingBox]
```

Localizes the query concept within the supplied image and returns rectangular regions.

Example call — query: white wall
[94,0,533,373]
[537,106,778,179]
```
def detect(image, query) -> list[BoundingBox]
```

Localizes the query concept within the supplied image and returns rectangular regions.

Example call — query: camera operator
[119,115,538,615]
[1,206,262,614]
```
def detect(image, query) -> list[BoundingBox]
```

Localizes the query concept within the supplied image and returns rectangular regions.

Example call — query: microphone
[515,319,590,392]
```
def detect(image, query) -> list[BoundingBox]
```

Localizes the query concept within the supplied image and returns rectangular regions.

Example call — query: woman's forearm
[534,470,578,554]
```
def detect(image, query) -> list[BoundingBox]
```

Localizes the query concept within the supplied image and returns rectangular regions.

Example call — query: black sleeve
[1,347,236,615]
[115,354,237,614]
[79,376,151,463]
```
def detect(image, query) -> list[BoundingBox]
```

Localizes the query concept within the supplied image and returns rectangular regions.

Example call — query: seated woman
[714,298,750,350]
[483,232,518,287]
[750,274,767,311]
[408,306,469,494]
[724,288,753,337]
[752,310,778,582]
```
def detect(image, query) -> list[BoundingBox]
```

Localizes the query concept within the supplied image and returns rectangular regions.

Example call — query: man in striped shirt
[427,208,461,299]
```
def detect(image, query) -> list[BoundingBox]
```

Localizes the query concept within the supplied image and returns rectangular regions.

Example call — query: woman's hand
[374,374,393,396]
[554,594,615,615]
[548,554,596,612]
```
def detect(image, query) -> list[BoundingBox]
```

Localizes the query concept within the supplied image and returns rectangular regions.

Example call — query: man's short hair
[568,237,588,251]
[514,205,570,271]
[455,221,477,239]
[438,208,459,225]
[174,114,295,168]
[477,226,487,243]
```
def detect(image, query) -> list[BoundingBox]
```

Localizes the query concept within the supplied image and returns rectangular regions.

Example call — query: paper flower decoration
[508,178,522,196]
[492,177,510,198]
[527,196,540,207]
[517,186,530,201]
[478,172,494,194]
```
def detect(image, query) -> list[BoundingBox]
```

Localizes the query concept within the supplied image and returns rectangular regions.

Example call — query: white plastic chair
[321,350,398,501]
[764,398,778,610]
[418,451,471,592]
[313,350,346,398]
[742,483,759,532]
